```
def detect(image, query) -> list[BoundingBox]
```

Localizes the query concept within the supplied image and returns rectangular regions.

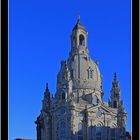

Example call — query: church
[35,17,131,140]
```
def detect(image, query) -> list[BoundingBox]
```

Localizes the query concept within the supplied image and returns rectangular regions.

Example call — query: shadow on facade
[70,126,131,140]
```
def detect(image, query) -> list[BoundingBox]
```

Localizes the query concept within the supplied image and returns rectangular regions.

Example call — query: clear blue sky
[9,0,131,139]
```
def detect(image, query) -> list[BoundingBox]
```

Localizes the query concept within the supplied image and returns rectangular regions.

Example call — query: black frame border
[132,0,139,139]
[1,0,139,139]
[1,0,8,139]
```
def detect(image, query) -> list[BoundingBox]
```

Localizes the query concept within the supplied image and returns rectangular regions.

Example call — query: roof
[72,16,86,31]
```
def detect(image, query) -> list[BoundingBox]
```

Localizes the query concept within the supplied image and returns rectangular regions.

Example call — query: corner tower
[109,72,121,108]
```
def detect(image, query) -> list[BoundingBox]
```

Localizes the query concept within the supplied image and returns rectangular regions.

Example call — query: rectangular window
[111,128,116,140]
[87,69,93,79]
[78,123,83,140]
[96,127,101,140]
[90,70,93,78]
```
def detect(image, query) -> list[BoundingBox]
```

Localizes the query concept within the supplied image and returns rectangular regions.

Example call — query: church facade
[35,17,131,140]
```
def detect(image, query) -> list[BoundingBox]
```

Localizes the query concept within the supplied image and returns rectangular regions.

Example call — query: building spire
[72,15,86,31]
[114,72,117,82]
[46,83,49,91]
[109,72,121,108]
[112,72,119,88]
[44,82,50,99]
[76,14,81,25]
[77,15,80,23]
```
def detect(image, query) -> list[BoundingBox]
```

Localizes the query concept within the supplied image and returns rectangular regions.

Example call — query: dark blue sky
[9,0,131,139]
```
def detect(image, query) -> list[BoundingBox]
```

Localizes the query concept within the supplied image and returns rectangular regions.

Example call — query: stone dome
[68,48,102,91]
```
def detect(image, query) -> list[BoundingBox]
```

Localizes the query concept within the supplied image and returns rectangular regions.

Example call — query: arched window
[96,124,101,140]
[111,128,115,140]
[62,92,65,99]
[60,122,66,136]
[78,123,83,140]
[114,101,117,108]
[87,68,93,79]
[90,70,93,78]
[79,34,85,46]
